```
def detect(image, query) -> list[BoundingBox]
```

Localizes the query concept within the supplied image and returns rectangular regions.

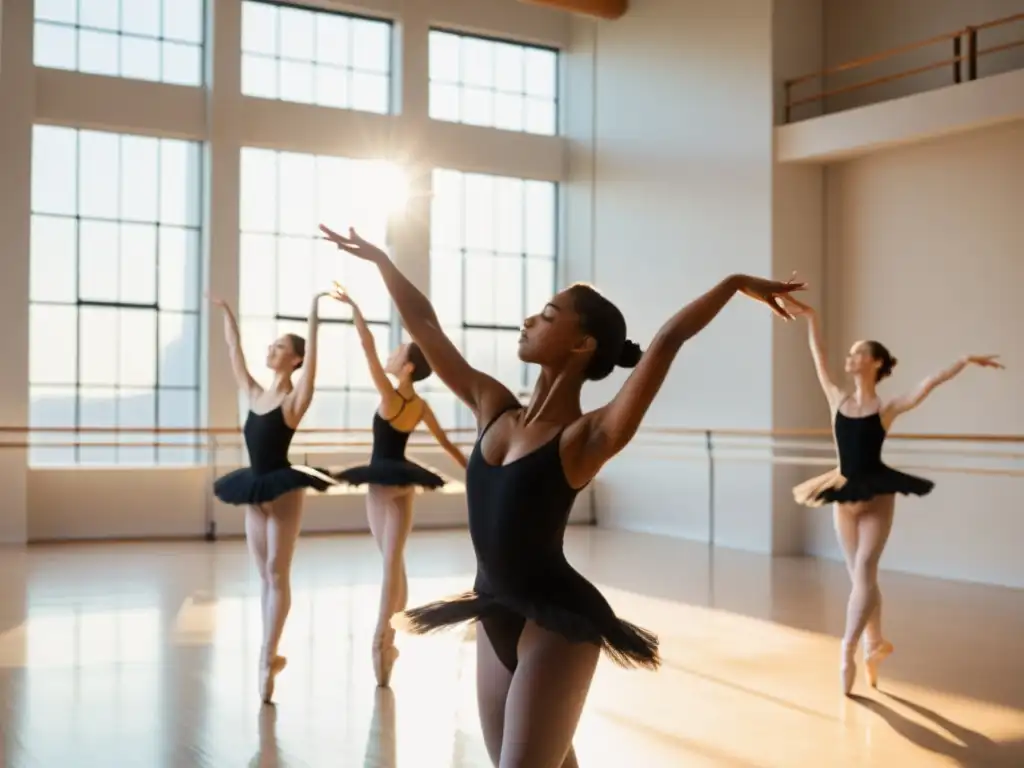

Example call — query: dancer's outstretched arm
[781,296,844,410]
[577,274,805,479]
[319,225,519,425]
[882,354,1004,427]
[330,285,405,416]
[208,293,261,402]
[419,402,468,469]
[284,291,328,424]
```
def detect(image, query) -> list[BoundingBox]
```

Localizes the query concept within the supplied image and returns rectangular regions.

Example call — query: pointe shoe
[840,646,856,695]
[373,640,399,688]
[260,655,287,703]
[863,640,894,688]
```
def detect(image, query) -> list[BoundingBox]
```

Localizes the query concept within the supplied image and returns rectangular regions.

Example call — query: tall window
[241,1,392,114]
[238,148,405,431]
[33,0,204,86]
[29,126,203,466]
[429,30,558,136]
[429,169,557,428]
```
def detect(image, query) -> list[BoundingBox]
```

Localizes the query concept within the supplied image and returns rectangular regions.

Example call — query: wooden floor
[1,528,1022,767]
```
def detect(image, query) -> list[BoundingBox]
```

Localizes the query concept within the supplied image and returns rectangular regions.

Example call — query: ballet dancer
[328,282,467,687]
[783,295,1003,694]
[209,290,336,703]
[320,224,803,768]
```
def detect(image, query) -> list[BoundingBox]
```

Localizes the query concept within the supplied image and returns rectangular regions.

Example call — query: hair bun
[891,357,899,368]
[617,339,643,368]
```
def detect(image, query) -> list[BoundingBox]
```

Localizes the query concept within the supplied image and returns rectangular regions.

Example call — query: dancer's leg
[258,489,304,701]
[834,503,882,646]
[839,494,895,692]
[477,623,514,767]
[498,621,599,768]
[244,505,270,642]
[367,485,415,686]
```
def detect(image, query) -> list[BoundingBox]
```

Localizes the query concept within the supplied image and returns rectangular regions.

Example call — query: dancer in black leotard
[320,223,803,767]
[328,284,466,687]
[209,290,336,703]
[784,296,1003,695]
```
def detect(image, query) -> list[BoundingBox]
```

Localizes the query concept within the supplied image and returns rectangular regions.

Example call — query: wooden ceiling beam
[518,0,628,21]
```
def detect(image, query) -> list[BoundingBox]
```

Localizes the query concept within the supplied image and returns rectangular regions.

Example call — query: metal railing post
[205,432,217,542]
[967,26,978,79]
[953,35,962,83]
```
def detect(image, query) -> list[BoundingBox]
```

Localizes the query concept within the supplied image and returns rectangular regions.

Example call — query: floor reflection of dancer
[321,223,802,768]
[784,296,1003,695]
[328,283,467,688]
[209,290,337,703]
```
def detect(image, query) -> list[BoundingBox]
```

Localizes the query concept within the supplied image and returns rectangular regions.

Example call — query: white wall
[566,0,784,552]
[805,121,1024,588]
[0,0,587,543]
[819,0,1024,115]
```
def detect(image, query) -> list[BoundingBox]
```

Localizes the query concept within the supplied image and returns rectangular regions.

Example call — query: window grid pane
[28,126,203,467]
[428,169,558,430]
[33,0,205,86]
[428,29,559,136]
[238,147,398,433]
[241,0,392,115]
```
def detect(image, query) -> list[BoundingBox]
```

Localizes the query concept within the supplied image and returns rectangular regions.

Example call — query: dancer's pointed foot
[260,655,287,703]
[863,639,894,688]
[840,644,856,695]
[373,636,399,688]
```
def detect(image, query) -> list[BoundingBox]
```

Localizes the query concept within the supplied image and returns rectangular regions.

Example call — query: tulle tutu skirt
[793,465,934,508]
[333,459,446,489]
[393,568,660,670]
[214,465,336,505]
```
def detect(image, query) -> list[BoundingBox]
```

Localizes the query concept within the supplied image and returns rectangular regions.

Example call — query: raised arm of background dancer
[419,402,469,469]
[581,274,806,474]
[883,354,1004,424]
[782,295,843,409]
[209,294,260,401]
[330,284,403,413]
[284,291,328,424]
[319,225,519,425]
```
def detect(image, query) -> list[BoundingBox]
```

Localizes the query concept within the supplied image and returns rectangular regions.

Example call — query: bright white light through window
[33,0,204,86]
[241,0,392,114]
[429,30,558,136]
[29,125,203,467]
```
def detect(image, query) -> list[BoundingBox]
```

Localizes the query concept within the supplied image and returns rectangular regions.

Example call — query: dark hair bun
[890,357,899,369]
[617,339,643,368]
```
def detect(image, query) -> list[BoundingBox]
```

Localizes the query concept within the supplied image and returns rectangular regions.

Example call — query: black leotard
[794,408,934,507]
[213,406,335,505]
[333,394,446,489]
[398,406,659,672]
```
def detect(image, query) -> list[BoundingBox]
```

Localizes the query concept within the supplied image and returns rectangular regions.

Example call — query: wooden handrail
[3,424,1022,444]
[785,29,965,88]
[784,12,1024,122]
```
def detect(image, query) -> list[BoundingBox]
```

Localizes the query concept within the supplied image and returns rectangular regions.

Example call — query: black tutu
[214,464,336,506]
[394,571,659,670]
[794,466,934,508]
[333,458,446,489]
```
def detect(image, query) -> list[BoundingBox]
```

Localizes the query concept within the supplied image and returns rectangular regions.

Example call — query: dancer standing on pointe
[327,282,467,687]
[783,295,1003,695]
[320,223,803,768]
[209,290,337,703]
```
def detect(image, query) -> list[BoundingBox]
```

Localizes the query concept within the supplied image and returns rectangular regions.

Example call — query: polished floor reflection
[1,528,1022,767]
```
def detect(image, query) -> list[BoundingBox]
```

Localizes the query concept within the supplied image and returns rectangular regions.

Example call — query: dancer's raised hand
[736,273,808,319]
[319,225,387,264]
[329,281,356,306]
[780,294,814,317]
[965,355,1004,370]
[205,291,227,308]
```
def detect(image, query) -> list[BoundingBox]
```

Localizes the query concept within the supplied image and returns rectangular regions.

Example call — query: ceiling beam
[519,0,628,21]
